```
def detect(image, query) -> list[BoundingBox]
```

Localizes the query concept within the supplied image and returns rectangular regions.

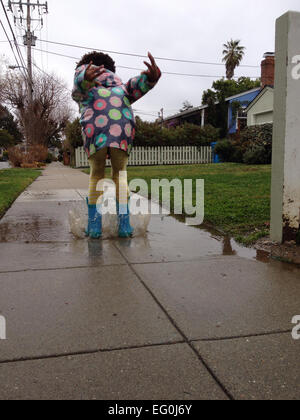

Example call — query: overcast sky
[1,0,300,120]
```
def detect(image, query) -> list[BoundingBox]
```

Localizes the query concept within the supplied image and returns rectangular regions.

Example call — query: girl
[72,51,161,238]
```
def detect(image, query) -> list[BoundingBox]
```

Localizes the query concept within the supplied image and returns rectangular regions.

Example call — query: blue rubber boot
[85,198,102,239]
[117,201,134,238]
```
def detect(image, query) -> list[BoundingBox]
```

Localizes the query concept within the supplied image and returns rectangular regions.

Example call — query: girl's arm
[125,74,157,104]
[72,63,105,103]
[125,52,161,104]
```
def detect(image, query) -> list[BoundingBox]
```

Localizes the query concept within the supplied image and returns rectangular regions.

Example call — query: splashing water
[68,199,151,239]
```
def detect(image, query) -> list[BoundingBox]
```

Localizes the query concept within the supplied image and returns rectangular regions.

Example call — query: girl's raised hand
[85,62,106,82]
[142,52,161,83]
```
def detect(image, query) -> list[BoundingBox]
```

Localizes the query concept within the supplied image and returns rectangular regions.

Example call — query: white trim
[245,86,274,112]
[225,87,261,102]
[253,108,273,116]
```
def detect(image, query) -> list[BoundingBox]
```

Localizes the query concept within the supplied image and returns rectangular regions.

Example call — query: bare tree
[0,70,72,147]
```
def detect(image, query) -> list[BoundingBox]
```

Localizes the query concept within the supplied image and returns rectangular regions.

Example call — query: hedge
[215,123,273,164]
[134,119,220,147]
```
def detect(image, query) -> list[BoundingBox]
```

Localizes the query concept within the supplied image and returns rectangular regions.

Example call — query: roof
[225,87,262,102]
[245,85,274,112]
[163,87,262,122]
[163,104,209,122]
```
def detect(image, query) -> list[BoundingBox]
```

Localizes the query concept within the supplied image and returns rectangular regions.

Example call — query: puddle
[68,199,151,239]
[171,214,269,263]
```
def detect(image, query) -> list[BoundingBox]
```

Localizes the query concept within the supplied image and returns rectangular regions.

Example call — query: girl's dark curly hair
[76,51,116,73]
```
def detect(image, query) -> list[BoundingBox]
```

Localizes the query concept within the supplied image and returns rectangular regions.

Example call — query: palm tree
[222,39,245,80]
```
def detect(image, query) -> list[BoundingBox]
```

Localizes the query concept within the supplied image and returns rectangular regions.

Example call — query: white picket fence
[75,146,213,168]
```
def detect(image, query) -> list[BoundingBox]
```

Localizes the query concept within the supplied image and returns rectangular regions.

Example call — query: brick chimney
[261,52,275,88]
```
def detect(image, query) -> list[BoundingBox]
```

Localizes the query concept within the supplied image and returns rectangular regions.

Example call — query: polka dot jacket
[72,65,157,157]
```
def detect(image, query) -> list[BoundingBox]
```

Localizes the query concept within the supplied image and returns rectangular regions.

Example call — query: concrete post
[270,11,300,243]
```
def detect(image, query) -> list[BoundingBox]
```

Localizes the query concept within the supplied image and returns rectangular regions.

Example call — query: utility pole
[8,1,48,104]
[26,1,33,103]
[160,108,164,128]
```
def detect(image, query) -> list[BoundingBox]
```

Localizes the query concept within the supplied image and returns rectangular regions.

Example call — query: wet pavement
[0,162,299,400]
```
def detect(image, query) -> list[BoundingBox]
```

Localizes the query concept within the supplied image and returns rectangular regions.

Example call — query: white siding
[247,88,274,126]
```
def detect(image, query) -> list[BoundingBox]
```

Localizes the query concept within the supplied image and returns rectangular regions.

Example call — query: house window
[236,109,247,132]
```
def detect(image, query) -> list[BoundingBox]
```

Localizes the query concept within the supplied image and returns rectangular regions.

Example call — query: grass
[0,168,42,219]
[83,163,271,245]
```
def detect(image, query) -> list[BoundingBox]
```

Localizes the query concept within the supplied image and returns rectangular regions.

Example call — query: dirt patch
[255,236,300,266]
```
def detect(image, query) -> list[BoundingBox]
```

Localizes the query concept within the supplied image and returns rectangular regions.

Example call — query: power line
[0,0,27,78]
[27,46,260,80]
[37,38,260,68]
[0,19,22,69]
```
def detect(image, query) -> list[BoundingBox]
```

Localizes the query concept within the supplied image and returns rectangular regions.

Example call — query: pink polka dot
[109,142,120,148]
[95,115,108,128]
[109,124,122,137]
[83,108,94,122]
[109,96,122,107]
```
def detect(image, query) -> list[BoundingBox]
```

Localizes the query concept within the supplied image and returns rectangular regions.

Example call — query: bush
[215,123,273,164]
[214,140,235,162]
[30,145,48,163]
[239,123,272,164]
[134,119,220,147]
[243,145,272,165]
[8,144,49,168]
[240,123,273,148]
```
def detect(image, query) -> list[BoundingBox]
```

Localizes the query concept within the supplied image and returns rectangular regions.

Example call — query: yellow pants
[88,147,129,205]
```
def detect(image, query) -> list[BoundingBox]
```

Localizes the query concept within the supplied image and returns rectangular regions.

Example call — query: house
[162,52,275,134]
[226,52,275,134]
[162,104,208,128]
[245,85,274,126]
[226,87,262,134]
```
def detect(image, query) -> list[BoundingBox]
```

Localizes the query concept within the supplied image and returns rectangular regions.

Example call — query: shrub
[217,123,273,164]
[214,140,235,162]
[30,145,48,163]
[134,119,220,147]
[7,146,25,167]
[8,144,49,168]
[239,123,272,164]
[240,123,273,147]
[243,145,272,165]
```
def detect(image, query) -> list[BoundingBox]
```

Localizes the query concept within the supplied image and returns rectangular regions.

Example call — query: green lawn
[83,163,271,245]
[0,168,42,219]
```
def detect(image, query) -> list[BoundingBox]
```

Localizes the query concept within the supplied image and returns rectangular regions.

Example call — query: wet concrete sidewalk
[0,162,299,400]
